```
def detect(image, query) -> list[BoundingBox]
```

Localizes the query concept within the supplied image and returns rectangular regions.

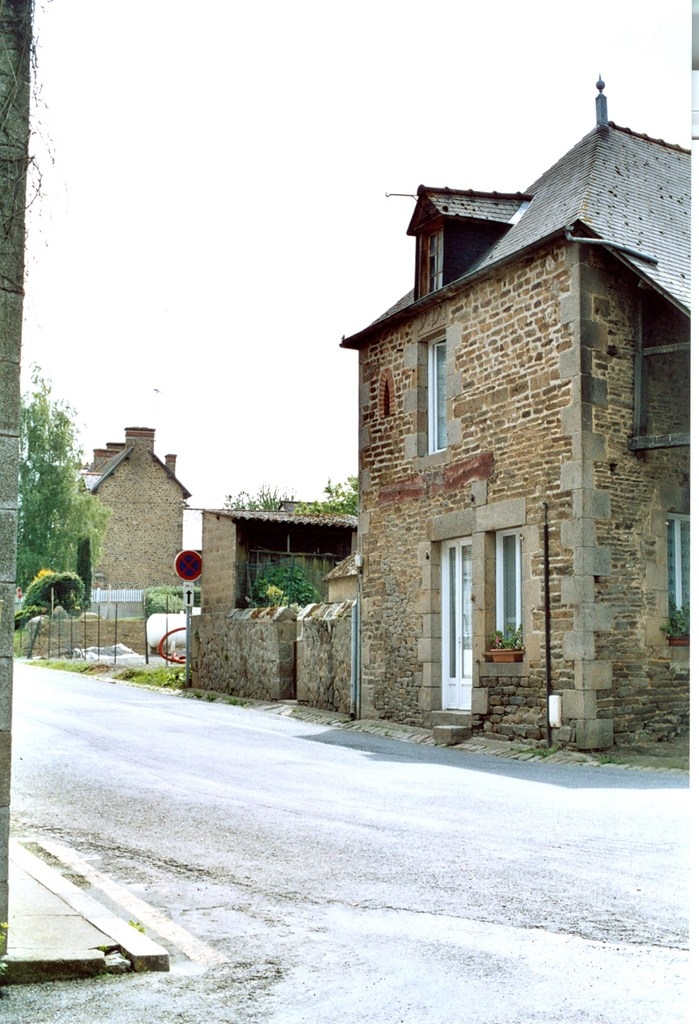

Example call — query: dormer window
[409,187,528,302]
[425,230,443,293]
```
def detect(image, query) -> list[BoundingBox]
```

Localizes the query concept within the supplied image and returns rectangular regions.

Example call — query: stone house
[200,508,357,613]
[341,89,689,749]
[84,426,191,589]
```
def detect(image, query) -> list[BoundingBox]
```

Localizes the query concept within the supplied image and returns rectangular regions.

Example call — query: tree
[223,484,296,511]
[17,367,109,588]
[296,476,358,516]
[75,537,92,609]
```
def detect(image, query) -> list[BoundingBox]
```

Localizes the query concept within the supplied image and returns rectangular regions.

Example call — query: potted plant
[662,602,689,646]
[485,624,524,662]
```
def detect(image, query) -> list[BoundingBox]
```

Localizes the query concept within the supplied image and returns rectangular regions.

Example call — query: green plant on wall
[661,601,689,638]
[250,564,318,608]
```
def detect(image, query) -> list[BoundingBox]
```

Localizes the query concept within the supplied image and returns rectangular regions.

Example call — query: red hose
[157,627,186,664]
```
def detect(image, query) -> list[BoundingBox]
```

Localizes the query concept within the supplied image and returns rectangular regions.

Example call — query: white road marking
[36,837,228,967]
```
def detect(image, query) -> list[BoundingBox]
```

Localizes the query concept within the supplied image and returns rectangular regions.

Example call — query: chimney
[124,426,156,450]
[165,454,177,474]
[92,448,111,469]
[595,76,608,126]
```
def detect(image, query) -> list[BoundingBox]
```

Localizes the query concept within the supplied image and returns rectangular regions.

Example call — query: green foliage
[296,476,358,516]
[223,484,296,511]
[14,604,45,630]
[487,624,524,650]
[661,601,689,638]
[21,569,84,617]
[250,563,318,607]
[17,367,110,588]
[75,537,92,609]
[144,585,200,616]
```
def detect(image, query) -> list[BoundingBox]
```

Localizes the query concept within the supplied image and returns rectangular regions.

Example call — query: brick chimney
[92,448,111,469]
[124,427,156,449]
[165,454,177,474]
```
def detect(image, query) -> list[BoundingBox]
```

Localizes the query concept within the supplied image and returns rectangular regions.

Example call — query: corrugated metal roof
[205,508,357,529]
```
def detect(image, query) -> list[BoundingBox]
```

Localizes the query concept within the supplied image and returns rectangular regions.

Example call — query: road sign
[182,581,195,607]
[175,549,202,581]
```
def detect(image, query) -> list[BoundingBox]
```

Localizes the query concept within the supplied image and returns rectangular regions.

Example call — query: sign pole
[174,550,202,690]
[184,587,192,688]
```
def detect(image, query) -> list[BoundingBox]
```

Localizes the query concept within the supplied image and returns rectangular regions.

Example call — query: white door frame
[441,538,473,710]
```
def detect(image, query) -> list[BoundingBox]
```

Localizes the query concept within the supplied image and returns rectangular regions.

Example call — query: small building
[200,508,357,613]
[325,554,359,603]
[84,427,191,589]
[341,85,689,749]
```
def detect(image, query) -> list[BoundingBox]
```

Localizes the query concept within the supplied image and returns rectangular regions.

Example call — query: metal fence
[235,554,337,608]
[14,588,188,664]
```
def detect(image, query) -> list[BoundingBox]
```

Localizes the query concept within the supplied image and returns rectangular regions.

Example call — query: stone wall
[354,239,690,747]
[357,244,574,730]
[191,607,297,701]
[297,603,354,714]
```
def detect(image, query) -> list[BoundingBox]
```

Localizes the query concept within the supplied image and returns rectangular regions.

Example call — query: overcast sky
[21,0,691,519]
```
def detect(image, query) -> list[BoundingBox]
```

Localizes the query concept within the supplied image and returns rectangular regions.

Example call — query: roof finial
[596,75,608,126]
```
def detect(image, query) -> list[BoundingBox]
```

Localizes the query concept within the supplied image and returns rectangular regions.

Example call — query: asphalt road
[7,663,690,1023]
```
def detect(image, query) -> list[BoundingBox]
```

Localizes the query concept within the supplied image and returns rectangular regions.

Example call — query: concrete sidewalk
[3,839,169,985]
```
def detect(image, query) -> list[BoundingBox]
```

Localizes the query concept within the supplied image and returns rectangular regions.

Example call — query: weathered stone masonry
[355,241,688,746]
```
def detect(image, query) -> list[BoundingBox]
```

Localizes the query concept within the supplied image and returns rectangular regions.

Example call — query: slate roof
[407,188,529,234]
[480,123,690,310]
[85,446,191,499]
[207,508,357,530]
[342,121,689,348]
[324,553,358,580]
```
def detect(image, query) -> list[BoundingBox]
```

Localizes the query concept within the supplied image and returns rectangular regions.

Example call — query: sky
[21,0,691,524]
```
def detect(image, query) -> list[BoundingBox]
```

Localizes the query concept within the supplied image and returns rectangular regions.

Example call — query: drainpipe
[542,503,552,748]
[350,554,363,720]
[563,227,658,266]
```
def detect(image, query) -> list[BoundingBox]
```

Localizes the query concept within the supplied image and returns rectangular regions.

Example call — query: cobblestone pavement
[259,701,690,773]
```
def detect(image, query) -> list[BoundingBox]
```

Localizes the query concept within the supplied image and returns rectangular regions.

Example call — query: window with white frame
[667,514,690,610]
[496,529,522,636]
[428,339,447,453]
[427,230,443,293]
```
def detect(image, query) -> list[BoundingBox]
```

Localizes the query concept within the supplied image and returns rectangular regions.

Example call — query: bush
[145,585,201,617]
[21,569,83,617]
[250,564,318,608]
[15,604,46,630]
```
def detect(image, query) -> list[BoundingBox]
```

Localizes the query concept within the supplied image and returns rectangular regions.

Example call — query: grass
[20,658,252,705]
[22,659,186,689]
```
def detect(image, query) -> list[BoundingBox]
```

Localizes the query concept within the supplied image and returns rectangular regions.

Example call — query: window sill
[478,660,528,677]
[416,449,448,471]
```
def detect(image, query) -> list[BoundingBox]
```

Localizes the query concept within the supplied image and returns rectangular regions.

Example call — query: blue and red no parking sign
[174,549,202,581]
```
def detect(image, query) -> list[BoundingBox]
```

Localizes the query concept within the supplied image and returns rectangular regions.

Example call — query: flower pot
[668,636,689,647]
[485,649,524,663]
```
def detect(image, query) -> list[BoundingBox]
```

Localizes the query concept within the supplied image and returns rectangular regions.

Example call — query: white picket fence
[91,588,144,604]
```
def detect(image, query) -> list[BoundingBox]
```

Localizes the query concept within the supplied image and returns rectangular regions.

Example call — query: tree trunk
[0,0,32,936]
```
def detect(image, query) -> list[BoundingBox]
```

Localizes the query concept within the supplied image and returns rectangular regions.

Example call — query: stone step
[431,711,472,727]
[433,724,473,746]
